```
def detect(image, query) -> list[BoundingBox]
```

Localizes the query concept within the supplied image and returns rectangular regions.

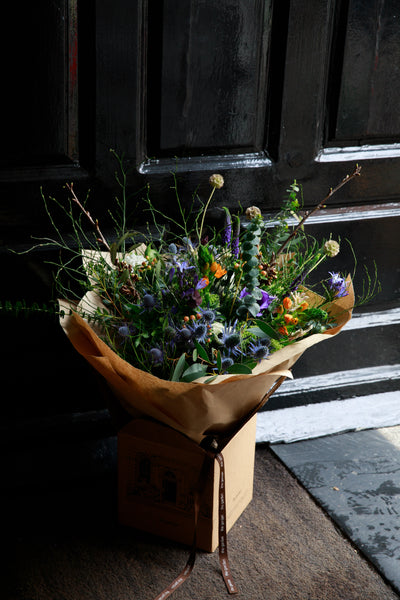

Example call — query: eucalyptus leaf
[247,302,261,317]
[248,325,270,339]
[226,363,253,374]
[216,350,222,372]
[254,319,280,339]
[194,340,209,362]
[171,353,187,381]
[181,363,208,382]
[203,375,218,384]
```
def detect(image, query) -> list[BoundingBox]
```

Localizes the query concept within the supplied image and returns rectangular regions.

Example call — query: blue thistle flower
[149,347,163,365]
[218,321,243,356]
[142,293,156,309]
[199,307,216,324]
[118,325,131,337]
[221,357,234,371]
[187,322,208,343]
[248,341,270,362]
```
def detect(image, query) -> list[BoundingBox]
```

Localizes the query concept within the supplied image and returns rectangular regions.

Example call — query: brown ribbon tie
[153,449,238,599]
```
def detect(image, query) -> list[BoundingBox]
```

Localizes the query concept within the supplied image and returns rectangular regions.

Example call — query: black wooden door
[1,1,399,484]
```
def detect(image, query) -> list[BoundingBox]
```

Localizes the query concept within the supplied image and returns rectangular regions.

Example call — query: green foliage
[2,157,376,382]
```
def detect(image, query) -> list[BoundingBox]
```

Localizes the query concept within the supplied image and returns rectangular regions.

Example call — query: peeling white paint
[256,391,400,444]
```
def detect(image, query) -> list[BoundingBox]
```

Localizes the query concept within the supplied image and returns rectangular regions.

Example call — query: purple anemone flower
[327,272,348,298]
[240,288,277,316]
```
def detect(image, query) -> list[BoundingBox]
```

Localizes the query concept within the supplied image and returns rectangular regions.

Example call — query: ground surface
[7,440,399,600]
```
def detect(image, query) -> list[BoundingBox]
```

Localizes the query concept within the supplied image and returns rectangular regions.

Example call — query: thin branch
[276,164,362,256]
[65,182,111,251]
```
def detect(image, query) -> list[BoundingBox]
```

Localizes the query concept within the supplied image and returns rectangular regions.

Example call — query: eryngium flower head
[209,174,224,189]
[245,206,262,220]
[324,240,340,257]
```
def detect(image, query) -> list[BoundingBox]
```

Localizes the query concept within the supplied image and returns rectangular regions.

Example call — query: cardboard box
[118,415,257,552]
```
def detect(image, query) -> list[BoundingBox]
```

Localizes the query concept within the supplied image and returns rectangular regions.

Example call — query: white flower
[290,291,308,311]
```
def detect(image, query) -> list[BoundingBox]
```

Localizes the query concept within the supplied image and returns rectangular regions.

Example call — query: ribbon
[153,449,238,599]
[151,375,288,599]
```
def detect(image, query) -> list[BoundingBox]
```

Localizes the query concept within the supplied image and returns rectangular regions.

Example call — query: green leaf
[216,350,222,372]
[203,375,218,384]
[194,340,209,362]
[181,363,208,383]
[248,325,269,339]
[254,319,280,340]
[226,363,253,374]
[192,348,198,362]
[171,353,187,381]
[247,302,261,317]
[236,304,249,319]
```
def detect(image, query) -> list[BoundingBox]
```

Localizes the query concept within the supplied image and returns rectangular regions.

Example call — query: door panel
[148,0,271,155]
[333,0,400,142]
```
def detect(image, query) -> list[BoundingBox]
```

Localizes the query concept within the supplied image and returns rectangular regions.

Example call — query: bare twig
[276,164,362,256]
[65,182,110,251]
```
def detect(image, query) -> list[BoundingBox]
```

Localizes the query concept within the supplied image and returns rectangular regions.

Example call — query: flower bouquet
[52,162,364,446]
[24,159,377,597]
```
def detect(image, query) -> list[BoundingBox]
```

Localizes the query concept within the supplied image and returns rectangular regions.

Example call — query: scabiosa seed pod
[209,173,224,189]
[324,239,340,257]
[245,206,262,220]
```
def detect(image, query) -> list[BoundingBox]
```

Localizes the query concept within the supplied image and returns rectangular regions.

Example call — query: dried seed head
[209,174,224,189]
[245,206,262,220]
[324,239,340,257]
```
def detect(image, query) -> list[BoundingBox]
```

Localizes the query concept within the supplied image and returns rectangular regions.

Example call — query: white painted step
[256,390,400,444]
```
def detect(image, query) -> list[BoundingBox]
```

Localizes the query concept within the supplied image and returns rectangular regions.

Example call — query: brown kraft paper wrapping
[59,278,353,444]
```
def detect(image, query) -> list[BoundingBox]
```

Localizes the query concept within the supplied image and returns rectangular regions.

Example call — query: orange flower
[300,301,309,311]
[283,297,292,310]
[214,266,227,278]
[276,304,284,314]
[278,326,289,336]
[210,262,218,273]
[284,314,293,324]
[210,261,226,278]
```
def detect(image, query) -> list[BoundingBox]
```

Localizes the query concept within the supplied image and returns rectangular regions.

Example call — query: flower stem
[198,187,216,244]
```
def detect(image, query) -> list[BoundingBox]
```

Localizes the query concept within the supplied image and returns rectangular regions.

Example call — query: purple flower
[239,288,276,316]
[222,207,232,245]
[327,272,348,298]
[231,215,240,258]
[196,277,209,290]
